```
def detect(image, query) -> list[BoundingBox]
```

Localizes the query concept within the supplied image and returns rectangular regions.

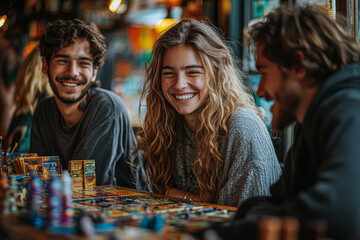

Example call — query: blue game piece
[94,222,117,232]
[61,170,73,225]
[46,175,62,228]
[140,215,150,229]
[27,172,43,227]
[152,214,165,233]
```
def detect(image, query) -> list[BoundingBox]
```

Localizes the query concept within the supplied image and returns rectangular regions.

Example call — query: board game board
[70,186,235,234]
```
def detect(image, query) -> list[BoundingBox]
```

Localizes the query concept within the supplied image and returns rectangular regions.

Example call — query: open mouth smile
[56,77,85,88]
[174,94,195,100]
[61,82,80,87]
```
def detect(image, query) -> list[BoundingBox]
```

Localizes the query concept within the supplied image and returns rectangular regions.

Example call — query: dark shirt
[219,64,360,240]
[30,87,141,188]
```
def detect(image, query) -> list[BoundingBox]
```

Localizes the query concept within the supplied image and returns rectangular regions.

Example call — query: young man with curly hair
[31,19,145,188]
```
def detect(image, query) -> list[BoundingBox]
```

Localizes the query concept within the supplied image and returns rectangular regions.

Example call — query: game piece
[27,170,43,227]
[0,172,10,214]
[12,174,29,204]
[75,210,96,236]
[140,215,150,229]
[152,213,165,232]
[47,175,62,228]
[7,175,18,213]
[258,216,282,240]
[16,184,235,237]
[281,217,299,240]
[61,170,73,225]
[139,214,165,233]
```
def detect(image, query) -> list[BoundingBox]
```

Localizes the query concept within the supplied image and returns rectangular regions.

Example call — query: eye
[187,70,202,76]
[56,59,67,64]
[162,71,175,77]
[79,61,92,67]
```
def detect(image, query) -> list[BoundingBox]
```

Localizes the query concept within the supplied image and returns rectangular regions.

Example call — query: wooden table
[0,186,237,240]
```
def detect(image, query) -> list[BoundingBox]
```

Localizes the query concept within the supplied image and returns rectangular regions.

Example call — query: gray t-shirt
[173,108,281,207]
[30,87,139,188]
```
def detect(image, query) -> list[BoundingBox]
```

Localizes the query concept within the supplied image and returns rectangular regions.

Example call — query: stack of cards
[6,154,62,178]
[68,160,83,191]
[68,160,96,190]
[83,160,96,190]
[6,153,38,175]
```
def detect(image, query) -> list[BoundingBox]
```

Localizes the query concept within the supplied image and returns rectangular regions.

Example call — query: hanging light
[155,18,176,33]
[109,0,122,13]
[0,15,7,28]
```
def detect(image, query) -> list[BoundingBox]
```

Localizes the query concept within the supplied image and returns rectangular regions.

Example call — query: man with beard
[30,19,145,189]
[216,4,360,240]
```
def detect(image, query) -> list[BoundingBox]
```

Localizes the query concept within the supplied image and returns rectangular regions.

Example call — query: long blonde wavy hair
[136,19,262,203]
[15,46,52,115]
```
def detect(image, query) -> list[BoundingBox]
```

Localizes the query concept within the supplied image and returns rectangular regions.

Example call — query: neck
[184,114,199,133]
[55,96,86,127]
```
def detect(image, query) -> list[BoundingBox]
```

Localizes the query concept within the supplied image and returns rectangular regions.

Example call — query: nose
[66,61,80,77]
[174,73,188,89]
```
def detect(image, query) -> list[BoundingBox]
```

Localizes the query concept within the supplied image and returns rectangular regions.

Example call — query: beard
[270,74,299,132]
[48,73,92,104]
[271,99,297,132]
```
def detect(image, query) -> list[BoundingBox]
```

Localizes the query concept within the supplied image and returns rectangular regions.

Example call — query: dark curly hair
[247,4,360,85]
[39,19,107,67]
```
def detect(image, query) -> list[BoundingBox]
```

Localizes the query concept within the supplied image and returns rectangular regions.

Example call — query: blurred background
[0,0,358,162]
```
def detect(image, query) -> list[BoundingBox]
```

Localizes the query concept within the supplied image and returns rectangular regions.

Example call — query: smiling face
[161,45,209,127]
[256,43,300,132]
[42,38,98,104]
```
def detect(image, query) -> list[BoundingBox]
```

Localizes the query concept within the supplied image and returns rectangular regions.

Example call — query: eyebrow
[161,65,203,71]
[53,54,93,62]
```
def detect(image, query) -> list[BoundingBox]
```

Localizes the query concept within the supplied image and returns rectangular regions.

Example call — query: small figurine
[61,170,73,225]
[8,176,18,213]
[0,172,10,214]
[27,170,43,227]
[46,174,62,228]
[140,214,165,233]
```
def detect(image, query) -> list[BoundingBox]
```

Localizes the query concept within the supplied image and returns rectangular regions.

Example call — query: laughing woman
[135,19,281,207]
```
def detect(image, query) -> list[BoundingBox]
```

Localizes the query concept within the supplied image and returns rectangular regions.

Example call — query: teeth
[175,94,194,100]
[62,83,78,87]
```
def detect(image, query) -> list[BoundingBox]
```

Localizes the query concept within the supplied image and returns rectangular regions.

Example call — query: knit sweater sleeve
[217,108,281,207]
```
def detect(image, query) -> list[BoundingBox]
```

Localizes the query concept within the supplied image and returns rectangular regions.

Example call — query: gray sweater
[173,108,281,207]
[30,87,139,188]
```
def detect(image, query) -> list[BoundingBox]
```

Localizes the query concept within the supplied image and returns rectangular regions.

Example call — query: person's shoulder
[90,88,124,104]
[35,96,56,112]
[226,108,269,139]
[38,95,55,104]
[88,88,128,114]
[318,74,360,117]
[230,108,264,128]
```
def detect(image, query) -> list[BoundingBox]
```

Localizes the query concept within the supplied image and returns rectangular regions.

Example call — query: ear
[91,66,99,82]
[42,57,48,74]
[293,50,306,79]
